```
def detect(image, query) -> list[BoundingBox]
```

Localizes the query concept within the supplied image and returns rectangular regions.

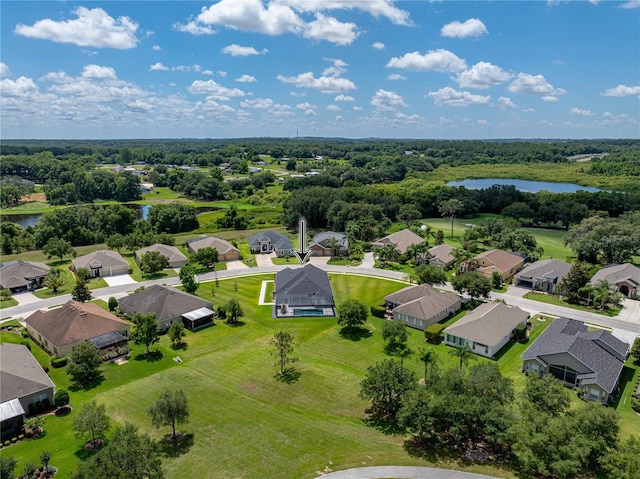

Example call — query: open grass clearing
[523,291,621,317]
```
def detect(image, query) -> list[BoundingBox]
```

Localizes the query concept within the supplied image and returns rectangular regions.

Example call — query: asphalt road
[2,263,639,340]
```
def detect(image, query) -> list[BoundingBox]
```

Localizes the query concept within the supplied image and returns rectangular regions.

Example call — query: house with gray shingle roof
[589,263,640,299]
[385,284,461,331]
[186,236,241,262]
[118,285,214,331]
[0,260,49,293]
[248,231,294,257]
[444,302,529,358]
[273,264,335,317]
[426,244,456,268]
[73,250,129,277]
[309,232,348,257]
[135,243,188,268]
[372,229,424,255]
[0,344,56,440]
[515,259,572,293]
[521,318,629,403]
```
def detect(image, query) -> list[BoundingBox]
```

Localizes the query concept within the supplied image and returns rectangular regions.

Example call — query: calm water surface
[446,178,601,193]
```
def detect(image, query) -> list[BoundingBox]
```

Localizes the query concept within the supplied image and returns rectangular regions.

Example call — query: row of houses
[384,282,630,404]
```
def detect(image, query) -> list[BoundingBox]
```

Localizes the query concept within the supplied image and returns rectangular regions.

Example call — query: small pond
[1,204,219,229]
[446,178,601,193]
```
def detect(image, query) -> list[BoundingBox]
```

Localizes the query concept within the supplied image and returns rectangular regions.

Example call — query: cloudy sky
[1,1,638,139]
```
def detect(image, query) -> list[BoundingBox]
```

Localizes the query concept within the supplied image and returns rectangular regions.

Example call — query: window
[589,390,600,401]
[549,364,579,385]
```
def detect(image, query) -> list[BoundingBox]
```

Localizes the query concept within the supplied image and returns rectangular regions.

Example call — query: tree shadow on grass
[403,436,457,462]
[362,415,406,436]
[73,442,104,461]
[339,326,372,341]
[133,350,163,362]
[170,342,188,351]
[68,374,104,392]
[225,320,245,328]
[157,433,194,458]
[274,367,301,384]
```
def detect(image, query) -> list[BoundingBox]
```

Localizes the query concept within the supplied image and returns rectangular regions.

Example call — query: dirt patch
[21,192,47,202]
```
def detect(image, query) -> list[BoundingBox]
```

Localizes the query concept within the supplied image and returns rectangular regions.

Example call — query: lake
[1,204,219,229]
[446,178,601,193]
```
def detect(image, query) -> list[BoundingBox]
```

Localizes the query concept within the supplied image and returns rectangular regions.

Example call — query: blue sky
[1,1,639,139]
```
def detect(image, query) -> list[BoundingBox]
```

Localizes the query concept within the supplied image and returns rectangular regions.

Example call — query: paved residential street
[1,264,639,341]
[316,466,501,479]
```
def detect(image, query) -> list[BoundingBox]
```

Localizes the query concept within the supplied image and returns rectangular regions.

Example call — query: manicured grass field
[3,274,637,479]
[0,297,19,309]
[523,292,621,317]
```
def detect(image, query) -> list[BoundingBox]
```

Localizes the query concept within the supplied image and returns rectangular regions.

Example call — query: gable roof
[388,285,460,320]
[428,244,456,264]
[521,318,629,393]
[186,236,240,255]
[0,343,56,404]
[590,263,640,287]
[135,244,187,263]
[274,264,334,307]
[373,229,424,254]
[73,250,128,270]
[515,259,572,282]
[117,284,212,323]
[25,300,130,349]
[0,260,50,289]
[247,231,294,251]
[310,232,348,250]
[474,249,525,273]
[444,302,529,347]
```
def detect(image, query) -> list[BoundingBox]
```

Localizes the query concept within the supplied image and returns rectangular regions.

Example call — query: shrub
[424,324,445,344]
[108,297,118,311]
[514,323,527,341]
[17,434,24,440]
[576,388,585,400]
[22,461,37,475]
[50,356,68,368]
[42,398,50,410]
[19,340,31,351]
[370,305,386,318]
[11,437,17,443]
[3,440,9,446]
[216,305,227,320]
[632,398,640,414]
[21,329,29,338]
[54,389,70,407]
[35,401,43,412]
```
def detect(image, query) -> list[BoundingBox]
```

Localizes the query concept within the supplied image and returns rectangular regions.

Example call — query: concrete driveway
[226,260,250,270]
[358,252,375,269]
[255,253,275,267]
[104,274,137,287]
[317,466,500,479]
[14,292,41,306]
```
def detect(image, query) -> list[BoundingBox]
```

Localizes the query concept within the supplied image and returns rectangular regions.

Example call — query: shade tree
[337,298,369,331]
[147,389,190,441]
[67,342,102,386]
[73,401,110,448]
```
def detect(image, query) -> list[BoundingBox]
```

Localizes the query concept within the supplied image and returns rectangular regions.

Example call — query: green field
[4,273,637,478]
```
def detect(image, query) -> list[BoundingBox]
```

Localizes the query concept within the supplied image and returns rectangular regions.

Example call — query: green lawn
[523,292,622,317]
[4,275,637,479]
[0,297,19,309]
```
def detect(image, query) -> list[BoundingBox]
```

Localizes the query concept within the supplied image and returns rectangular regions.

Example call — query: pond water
[446,178,601,193]
[1,204,219,229]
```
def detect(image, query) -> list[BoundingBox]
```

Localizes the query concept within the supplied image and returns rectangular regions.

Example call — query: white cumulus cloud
[334,94,354,102]
[236,74,257,83]
[441,18,488,38]
[15,7,139,49]
[387,49,467,72]
[496,96,517,110]
[150,62,169,71]
[372,42,386,50]
[152,45,161,51]
[188,80,246,101]
[0,62,10,77]
[222,44,268,56]
[81,65,117,80]
[508,73,566,101]
[571,107,594,116]
[371,89,407,111]
[303,13,358,45]
[387,73,406,80]
[0,77,39,97]
[277,72,356,93]
[454,62,512,89]
[428,86,490,106]
[278,0,411,26]
[601,84,640,97]
[326,104,341,111]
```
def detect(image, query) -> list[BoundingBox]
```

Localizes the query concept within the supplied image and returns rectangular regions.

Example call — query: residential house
[273,264,335,317]
[514,259,572,293]
[522,318,629,403]
[309,232,348,257]
[384,284,462,331]
[462,249,525,281]
[248,231,294,257]
[444,302,529,358]
[426,244,456,268]
[73,250,129,278]
[135,243,188,268]
[0,260,49,293]
[186,236,241,262]
[372,229,424,255]
[118,284,214,331]
[0,344,56,440]
[589,263,640,299]
[25,300,131,358]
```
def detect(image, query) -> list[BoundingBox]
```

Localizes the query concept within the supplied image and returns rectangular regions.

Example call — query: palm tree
[418,347,437,383]
[448,344,475,370]
[325,236,341,258]
[593,280,624,311]
[578,283,596,306]
[43,268,65,294]
[397,346,412,371]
